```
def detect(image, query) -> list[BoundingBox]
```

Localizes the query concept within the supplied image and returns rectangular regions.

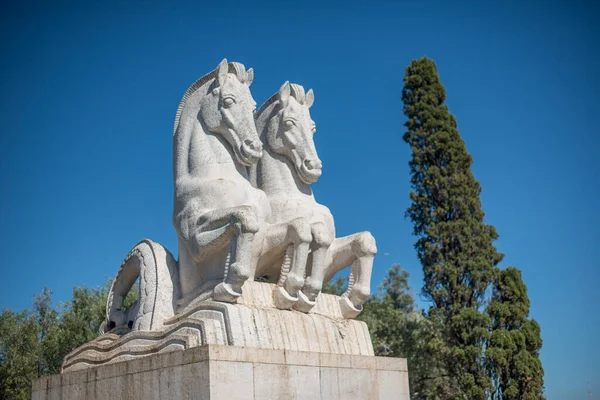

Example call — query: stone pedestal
[33,344,410,399]
[62,282,375,373]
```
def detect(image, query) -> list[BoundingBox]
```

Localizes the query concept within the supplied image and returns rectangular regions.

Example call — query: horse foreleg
[295,222,333,313]
[264,218,312,309]
[179,205,259,303]
[213,229,258,302]
[324,232,377,318]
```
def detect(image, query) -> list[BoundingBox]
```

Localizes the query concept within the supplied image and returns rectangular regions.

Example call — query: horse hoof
[294,291,316,313]
[339,295,363,319]
[273,285,297,309]
[213,282,242,303]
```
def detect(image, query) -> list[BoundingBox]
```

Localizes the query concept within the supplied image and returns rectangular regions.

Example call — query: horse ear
[305,89,314,108]
[279,81,291,105]
[216,59,228,86]
[246,68,254,86]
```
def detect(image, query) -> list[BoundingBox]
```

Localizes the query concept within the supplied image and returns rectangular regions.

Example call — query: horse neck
[257,145,313,200]
[174,110,248,182]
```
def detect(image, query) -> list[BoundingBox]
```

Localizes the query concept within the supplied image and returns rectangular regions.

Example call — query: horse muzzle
[240,140,263,165]
[298,159,322,184]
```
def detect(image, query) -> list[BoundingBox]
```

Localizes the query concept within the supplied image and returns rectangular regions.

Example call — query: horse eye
[223,98,235,108]
[284,120,295,129]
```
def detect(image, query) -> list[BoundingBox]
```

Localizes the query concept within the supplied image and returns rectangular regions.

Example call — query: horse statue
[252,82,377,318]
[63,64,382,375]
[104,59,270,333]
[172,59,270,305]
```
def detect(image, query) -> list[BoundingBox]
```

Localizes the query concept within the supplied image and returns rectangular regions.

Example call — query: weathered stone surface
[100,63,378,341]
[63,282,373,372]
[59,61,397,393]
[36,345,409,400]
[171,59,269,305]
[252,82,376,318]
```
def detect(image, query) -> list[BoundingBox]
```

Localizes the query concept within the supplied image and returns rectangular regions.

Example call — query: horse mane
[255,83,306,120]
[173,62,249,136]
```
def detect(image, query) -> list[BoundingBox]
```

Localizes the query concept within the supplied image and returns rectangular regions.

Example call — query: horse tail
[276,245,294,287]
[103,239,179,333]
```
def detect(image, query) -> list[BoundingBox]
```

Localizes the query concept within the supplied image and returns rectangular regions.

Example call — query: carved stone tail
[276,245,293,287]
[273,245,299,309]
[103,240,180,334]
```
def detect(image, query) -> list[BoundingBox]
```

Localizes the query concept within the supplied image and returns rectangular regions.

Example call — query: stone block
[33,344,409,399]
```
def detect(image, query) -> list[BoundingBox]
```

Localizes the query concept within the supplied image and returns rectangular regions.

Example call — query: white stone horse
[252,82,377,318]
[104,60,270,332]
[173,59,271,305]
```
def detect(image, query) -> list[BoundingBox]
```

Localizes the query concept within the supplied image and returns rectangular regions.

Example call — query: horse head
[180,59,262,167]
[202,59,262,165]
[261,82,321,184]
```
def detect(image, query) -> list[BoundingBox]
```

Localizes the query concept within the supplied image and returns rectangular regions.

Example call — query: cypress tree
[487,267,545,399]
[402,57,504,399]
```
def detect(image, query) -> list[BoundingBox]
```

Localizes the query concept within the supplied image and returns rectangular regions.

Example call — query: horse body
[173,60,271,305]
[253,150,333,271]
[254,82,376,317]
[105,60,270,333]
[103,66,373,336]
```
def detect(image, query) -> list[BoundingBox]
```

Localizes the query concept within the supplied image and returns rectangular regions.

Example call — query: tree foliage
[487,267,544,399]
[0,281,137,400]
[401,57,543,399]
[0,309,39,400]
[324,265,442,399]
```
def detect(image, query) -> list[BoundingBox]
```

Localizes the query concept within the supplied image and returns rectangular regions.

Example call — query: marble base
[62,282,374,373]
[34,344,410,399]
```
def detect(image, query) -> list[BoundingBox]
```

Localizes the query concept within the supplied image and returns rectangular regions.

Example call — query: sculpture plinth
[62,282,374,373]
[35,345,409,400]
[33,60,409,399]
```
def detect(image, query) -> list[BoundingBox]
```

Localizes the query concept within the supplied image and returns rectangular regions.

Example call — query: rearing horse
[253,82,377,318]
[173,59,270,305]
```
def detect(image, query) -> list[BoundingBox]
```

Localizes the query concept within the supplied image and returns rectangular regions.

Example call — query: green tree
[0,309,39,400]
[32,288,61,377]
[321,276,347,297]
[487,267,544,399]
[324,265,443,399]
[402,57,504,399]
[0,280,138,399]
[54,284,110,365]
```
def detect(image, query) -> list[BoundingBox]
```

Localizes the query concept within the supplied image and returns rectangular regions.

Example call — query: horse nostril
[304,159,322,170]
[244,139,257,150]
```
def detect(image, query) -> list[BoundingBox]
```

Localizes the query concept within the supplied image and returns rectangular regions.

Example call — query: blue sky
[1,0,598,398]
